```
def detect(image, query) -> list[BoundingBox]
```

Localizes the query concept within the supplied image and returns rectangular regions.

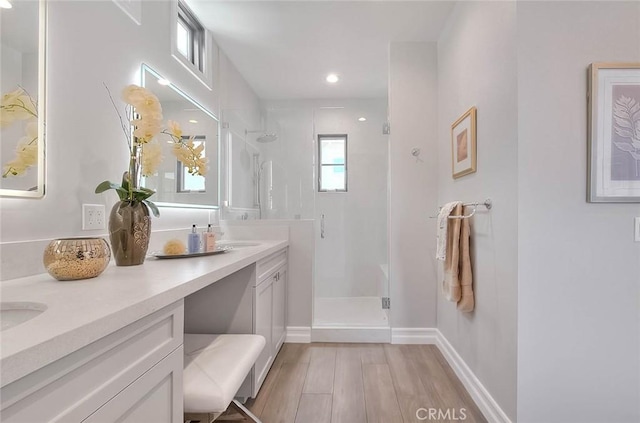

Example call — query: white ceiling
[185,1,455,100]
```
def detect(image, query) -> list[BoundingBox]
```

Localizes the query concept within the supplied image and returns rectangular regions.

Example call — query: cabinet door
[83,346,183,423]
[272,266,286,354]
[254,278,273,393]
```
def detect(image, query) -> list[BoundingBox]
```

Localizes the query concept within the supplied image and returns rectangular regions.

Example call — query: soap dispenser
[188,225,201,254]
[204,224,216,252]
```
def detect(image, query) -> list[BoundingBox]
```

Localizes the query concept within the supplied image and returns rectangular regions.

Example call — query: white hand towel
[436,201,461,261]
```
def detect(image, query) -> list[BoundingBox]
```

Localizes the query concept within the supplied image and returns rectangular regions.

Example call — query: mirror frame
[0,0,47,198]
[140,63,221,210]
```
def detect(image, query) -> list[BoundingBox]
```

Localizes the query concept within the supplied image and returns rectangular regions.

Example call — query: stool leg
[230,400,262,423]
[184,412,216,423]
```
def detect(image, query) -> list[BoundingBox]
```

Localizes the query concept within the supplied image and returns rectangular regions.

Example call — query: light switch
[635,217,640,242]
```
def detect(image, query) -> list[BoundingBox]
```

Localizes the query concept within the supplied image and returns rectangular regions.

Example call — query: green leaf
[95,180,129,201]
[142,199,160,217]
[131,187,155,202]
[95,180,119,194]
[120,172,131,192]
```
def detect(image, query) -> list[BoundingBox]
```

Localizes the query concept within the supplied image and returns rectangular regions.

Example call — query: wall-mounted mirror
[0,0,46,198]
[141,64,219,208]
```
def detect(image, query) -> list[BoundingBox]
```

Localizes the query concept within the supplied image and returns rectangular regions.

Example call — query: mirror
[141,64,219,208]
[0,0,46,198]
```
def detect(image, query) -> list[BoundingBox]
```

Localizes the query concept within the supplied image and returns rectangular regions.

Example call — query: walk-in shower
[311,101,390,342]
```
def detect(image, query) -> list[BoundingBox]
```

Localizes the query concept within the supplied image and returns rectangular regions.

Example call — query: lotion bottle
[188,225,201,254]
[204,224,216,252]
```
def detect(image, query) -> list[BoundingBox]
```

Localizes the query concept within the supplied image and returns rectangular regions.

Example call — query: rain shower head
[246,129,278,143]
[256,133,278,143]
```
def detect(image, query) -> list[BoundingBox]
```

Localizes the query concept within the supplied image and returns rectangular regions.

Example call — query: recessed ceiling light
[0,0,13,9]
[326,74,339,84]
[189,119,198,124]
[157,78,171,86]
[358,117,367,122]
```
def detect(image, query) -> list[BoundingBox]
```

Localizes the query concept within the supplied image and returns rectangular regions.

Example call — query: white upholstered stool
[183,334,266,423]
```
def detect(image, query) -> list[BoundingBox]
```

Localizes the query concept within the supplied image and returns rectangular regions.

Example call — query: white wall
[517,2,640,422]
[0,1,261,278]
[388,42,439,328]
[436,2,519,420]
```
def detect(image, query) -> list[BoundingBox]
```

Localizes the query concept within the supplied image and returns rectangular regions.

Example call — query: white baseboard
[311,326,390,343]
[435,330,512,423]
[285,326,311,343]
[391,327,438,344]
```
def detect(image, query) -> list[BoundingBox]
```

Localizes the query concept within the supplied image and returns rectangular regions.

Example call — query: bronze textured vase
[108,201,151,266]
[43,237,111,281]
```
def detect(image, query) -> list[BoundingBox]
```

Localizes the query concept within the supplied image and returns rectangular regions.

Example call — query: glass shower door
[312,101,390,339]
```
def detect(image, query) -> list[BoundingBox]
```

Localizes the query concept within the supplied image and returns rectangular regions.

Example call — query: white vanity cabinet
[182,247,288,399]
[0,301,184,423]
[253,249,288,396]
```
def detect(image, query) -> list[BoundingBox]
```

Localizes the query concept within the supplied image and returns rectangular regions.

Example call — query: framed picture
[588,62,640,202]
[451,107,477,179]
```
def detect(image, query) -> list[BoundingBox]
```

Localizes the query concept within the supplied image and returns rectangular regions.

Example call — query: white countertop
[0,240,288,387]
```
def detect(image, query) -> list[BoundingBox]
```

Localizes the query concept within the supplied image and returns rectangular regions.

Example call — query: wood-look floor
[220,343,487,423]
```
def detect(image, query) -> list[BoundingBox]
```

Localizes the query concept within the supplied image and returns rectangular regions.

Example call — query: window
[177,136,206,193]
[177,1,205,72]
[318,134,347,192]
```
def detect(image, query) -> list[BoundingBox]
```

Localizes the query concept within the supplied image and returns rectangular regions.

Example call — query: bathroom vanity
[0,240,287,422]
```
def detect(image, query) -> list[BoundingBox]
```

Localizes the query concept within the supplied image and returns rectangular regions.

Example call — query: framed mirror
[0,0,46,198]
[141,64,219,208]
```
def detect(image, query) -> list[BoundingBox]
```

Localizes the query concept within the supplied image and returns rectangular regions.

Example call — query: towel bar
[430,198,492,219]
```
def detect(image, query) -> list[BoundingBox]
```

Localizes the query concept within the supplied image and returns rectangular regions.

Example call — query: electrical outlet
[82,204,106,230]
[635,217,640,242]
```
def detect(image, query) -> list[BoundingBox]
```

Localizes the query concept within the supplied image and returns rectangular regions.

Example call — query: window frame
[318,134,348,192]
[177,1,205,72]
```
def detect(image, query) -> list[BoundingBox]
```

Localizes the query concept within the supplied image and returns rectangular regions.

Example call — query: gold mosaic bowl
[43,238,111,281]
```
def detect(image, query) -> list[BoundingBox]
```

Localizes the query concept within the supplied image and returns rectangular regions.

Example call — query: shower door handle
[321,214,325,239]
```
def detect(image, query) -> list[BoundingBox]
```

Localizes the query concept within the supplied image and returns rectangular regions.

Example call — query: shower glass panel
[312,101,389,333]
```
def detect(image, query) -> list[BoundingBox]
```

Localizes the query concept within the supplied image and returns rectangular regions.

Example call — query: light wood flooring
[222,343,487,423]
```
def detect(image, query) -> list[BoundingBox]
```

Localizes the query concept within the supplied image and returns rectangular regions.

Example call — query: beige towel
[442,204,475,312]
[442,204,462,302]
[457,212,474,312]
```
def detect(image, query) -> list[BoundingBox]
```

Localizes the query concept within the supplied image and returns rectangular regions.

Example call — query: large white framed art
[588,62,640,202]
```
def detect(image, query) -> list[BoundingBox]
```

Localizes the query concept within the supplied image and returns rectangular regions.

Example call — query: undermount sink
[217,241,261,248]
[1,302,47,332]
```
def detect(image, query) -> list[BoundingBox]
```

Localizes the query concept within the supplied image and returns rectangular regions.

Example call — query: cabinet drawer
[256,248,287,284]
[1,300,184,423]
[83,346,183,423]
